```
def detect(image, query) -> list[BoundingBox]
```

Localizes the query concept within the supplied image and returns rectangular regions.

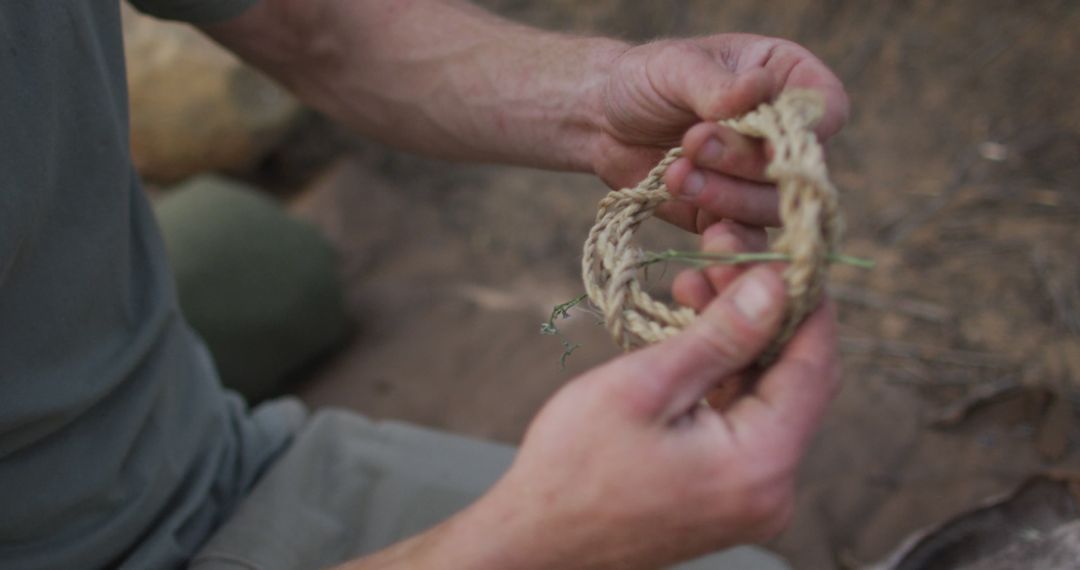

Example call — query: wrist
[419,483,552,569]
[331,496,533,570]
[573,38,630,176]
[417,469,615,570]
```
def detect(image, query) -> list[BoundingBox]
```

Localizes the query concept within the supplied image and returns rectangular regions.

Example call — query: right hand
[431,223,840,569]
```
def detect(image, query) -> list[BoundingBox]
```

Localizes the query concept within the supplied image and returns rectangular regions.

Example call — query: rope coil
[581,89,843,363]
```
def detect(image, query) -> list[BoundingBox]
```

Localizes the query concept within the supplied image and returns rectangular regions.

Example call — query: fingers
[609,265,787,422]
[784,59,849,140]
[663,157,781,227]
[654,201,701,234]
[672,270,715,313]
[596,143,670,192]
[682,122,771,183]
[755,41,849,139]
[727,301,840,451]
[672,222,768,312]
[699,222,768,291]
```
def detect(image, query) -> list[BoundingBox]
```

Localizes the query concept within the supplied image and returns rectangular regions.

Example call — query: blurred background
[126,1,1079,568]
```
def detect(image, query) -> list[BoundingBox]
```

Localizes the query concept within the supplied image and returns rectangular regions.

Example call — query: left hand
[588,34,849,233]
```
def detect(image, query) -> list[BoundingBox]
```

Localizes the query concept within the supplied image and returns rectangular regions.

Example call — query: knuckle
[656,40,703,63]
[650,41,713,89]
[644,41,682,72]
[767,39,811,63]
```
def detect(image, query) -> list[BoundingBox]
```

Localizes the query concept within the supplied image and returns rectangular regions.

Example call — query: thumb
[608,265,787,422]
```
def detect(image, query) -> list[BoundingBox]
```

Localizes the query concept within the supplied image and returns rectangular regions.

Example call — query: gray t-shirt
[0,2,299,568]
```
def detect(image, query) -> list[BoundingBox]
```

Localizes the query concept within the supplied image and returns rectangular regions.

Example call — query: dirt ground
[276,1,1080,567]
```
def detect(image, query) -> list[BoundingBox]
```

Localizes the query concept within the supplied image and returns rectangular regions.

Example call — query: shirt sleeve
[126,0,257,24]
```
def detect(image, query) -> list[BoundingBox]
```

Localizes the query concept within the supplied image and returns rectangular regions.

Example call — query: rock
[155,175,350,401]
[122,5,302,184]
[867,474,1080,570]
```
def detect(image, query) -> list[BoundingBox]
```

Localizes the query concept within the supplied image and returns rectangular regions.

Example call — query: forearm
[204,0,627,171]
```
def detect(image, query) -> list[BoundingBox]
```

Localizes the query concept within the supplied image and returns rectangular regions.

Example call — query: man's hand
[590,35,848,232]
[207,3,846,236]
[206,3,846,566]
[360,224,839,570]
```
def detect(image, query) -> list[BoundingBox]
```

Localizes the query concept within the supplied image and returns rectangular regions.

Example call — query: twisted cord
[581,90,842,362]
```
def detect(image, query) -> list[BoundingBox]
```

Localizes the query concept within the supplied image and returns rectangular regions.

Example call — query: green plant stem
[543,293,588,329]
[540,293,588,368]
[638,250,876,269]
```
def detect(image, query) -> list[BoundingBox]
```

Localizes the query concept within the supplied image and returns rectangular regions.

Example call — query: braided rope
[582,89,842,363]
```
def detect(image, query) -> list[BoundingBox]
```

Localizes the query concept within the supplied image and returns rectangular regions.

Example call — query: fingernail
[732,270,774,322]
[681,170,705,199]
[699,138,724,164]
[703,229,739,252]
